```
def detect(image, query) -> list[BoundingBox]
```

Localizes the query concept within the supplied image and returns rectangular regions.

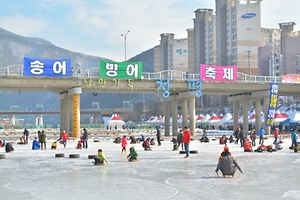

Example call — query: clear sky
[0,0,299,62]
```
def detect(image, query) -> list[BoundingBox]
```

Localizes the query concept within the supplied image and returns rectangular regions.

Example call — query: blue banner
[23,57,71,77]
[266,82,279,126]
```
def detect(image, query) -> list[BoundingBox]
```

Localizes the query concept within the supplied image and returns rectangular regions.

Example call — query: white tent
[291,110,300,122]
[156,115,164,124]
[146,116,158,124]
[104,114,125,130]
[197,114,211,124]
[274,111,287,124]
[218,113,232,125]
[196,115,205,124]
[206,113,220,124]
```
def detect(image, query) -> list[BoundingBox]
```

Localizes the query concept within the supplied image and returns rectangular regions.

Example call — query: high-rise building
[216,0,262,75]
[154,33,188,73]
[193,9,216,74]
[261,28,281,47]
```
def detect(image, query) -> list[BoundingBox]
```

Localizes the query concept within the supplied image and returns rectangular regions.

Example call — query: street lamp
[121,30,130,62]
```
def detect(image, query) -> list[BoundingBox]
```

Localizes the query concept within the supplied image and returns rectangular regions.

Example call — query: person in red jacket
[243,139,253,152]
[61,130,69,148]
[182,127,191,158]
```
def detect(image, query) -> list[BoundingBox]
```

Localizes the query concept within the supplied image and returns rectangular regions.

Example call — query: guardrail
[0,65,283,83]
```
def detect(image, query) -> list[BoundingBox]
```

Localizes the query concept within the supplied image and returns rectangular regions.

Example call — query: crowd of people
[1,125,299,178]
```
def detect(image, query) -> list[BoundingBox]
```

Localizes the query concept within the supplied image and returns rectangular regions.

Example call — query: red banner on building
[282,75,300,83]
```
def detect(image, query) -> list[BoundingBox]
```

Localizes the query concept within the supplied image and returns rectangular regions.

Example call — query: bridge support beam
[164,101,171,136]
[9,115,15,129]
[59,87,82,138]
[255,98,261,135]
[263,96,271,135]
[242,100,249,135]
[182,98,188,129]
[228,94,251,132]
[189,97,196,136]
[171,97,178,136]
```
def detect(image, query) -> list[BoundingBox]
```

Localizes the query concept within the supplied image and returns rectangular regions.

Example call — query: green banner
[100,60,142,79]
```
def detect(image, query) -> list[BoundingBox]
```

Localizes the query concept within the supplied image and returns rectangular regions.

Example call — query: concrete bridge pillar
[255,98,261,134]
[188,97,196,136]
[228,94,251,132]
[233,101,239,131]
[172,97,178,136]
[242,100,249,135]
[9,115,15,128]
[59,93,72,134]
[39,115,43,126]
[164,101,171,136]
[58,87,82,138]
[182,98,188,129]
[263,96,271,135]
[89,115,94,124]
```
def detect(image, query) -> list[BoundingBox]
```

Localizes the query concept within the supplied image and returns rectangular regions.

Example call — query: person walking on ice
[121,135,127,154]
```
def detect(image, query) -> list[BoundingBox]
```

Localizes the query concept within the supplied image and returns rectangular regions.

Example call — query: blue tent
[280,118,299,125]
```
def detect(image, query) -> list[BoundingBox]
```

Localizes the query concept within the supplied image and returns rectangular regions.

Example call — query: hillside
[0,27,156,124]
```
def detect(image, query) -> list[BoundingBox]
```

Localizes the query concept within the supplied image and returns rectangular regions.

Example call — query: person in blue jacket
[291,129,298,148]
[32,137,40,150]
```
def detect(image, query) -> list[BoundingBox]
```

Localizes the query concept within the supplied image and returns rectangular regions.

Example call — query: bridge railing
[0,65,284,83]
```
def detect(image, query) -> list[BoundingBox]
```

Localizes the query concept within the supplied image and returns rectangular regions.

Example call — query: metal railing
[0,64,283,83]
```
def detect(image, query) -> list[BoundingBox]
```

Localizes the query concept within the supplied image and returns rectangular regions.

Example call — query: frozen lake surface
[1,135,300,200]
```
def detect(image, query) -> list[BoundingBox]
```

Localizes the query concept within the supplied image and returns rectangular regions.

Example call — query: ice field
[1,135,300,200]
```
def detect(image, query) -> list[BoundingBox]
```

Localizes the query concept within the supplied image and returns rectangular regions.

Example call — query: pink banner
[200,64,237,82]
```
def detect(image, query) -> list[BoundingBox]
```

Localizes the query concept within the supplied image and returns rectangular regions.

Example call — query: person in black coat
[5,142,14,153]
[156,126,161,146]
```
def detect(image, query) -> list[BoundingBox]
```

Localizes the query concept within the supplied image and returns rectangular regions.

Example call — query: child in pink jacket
[121,135,127,154]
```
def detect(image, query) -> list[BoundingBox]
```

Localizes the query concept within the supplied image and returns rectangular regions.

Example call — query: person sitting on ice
[127,146,138,162]
[5,142,14,153]
[113,137,121,144]
[75,137,83,149]
[215,151,242,177]
[218,146,233,162]
[142,138,152,151]
[274,139,283,150]
[150,138,155,145]
[219,135,228,145]
[0,140,3,147]
[32,137,40,150]
[94,149,109,165]
[130,136,137,144]
[171,137,178,151]
[140,134,145,142]
[51,141,57,150]
[229,135,234,143]
[199,134,209,143]
[243,139,253,152]
[17,136,25,145]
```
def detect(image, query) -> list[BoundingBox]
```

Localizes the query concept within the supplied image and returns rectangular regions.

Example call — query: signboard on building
[200,64,237,82]
[282,75,300,83]
[242,13,256,19]
[23,57,71,77]
[100,60,142,79]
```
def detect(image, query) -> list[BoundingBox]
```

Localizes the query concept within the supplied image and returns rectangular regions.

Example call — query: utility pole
[121,30,130,62]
